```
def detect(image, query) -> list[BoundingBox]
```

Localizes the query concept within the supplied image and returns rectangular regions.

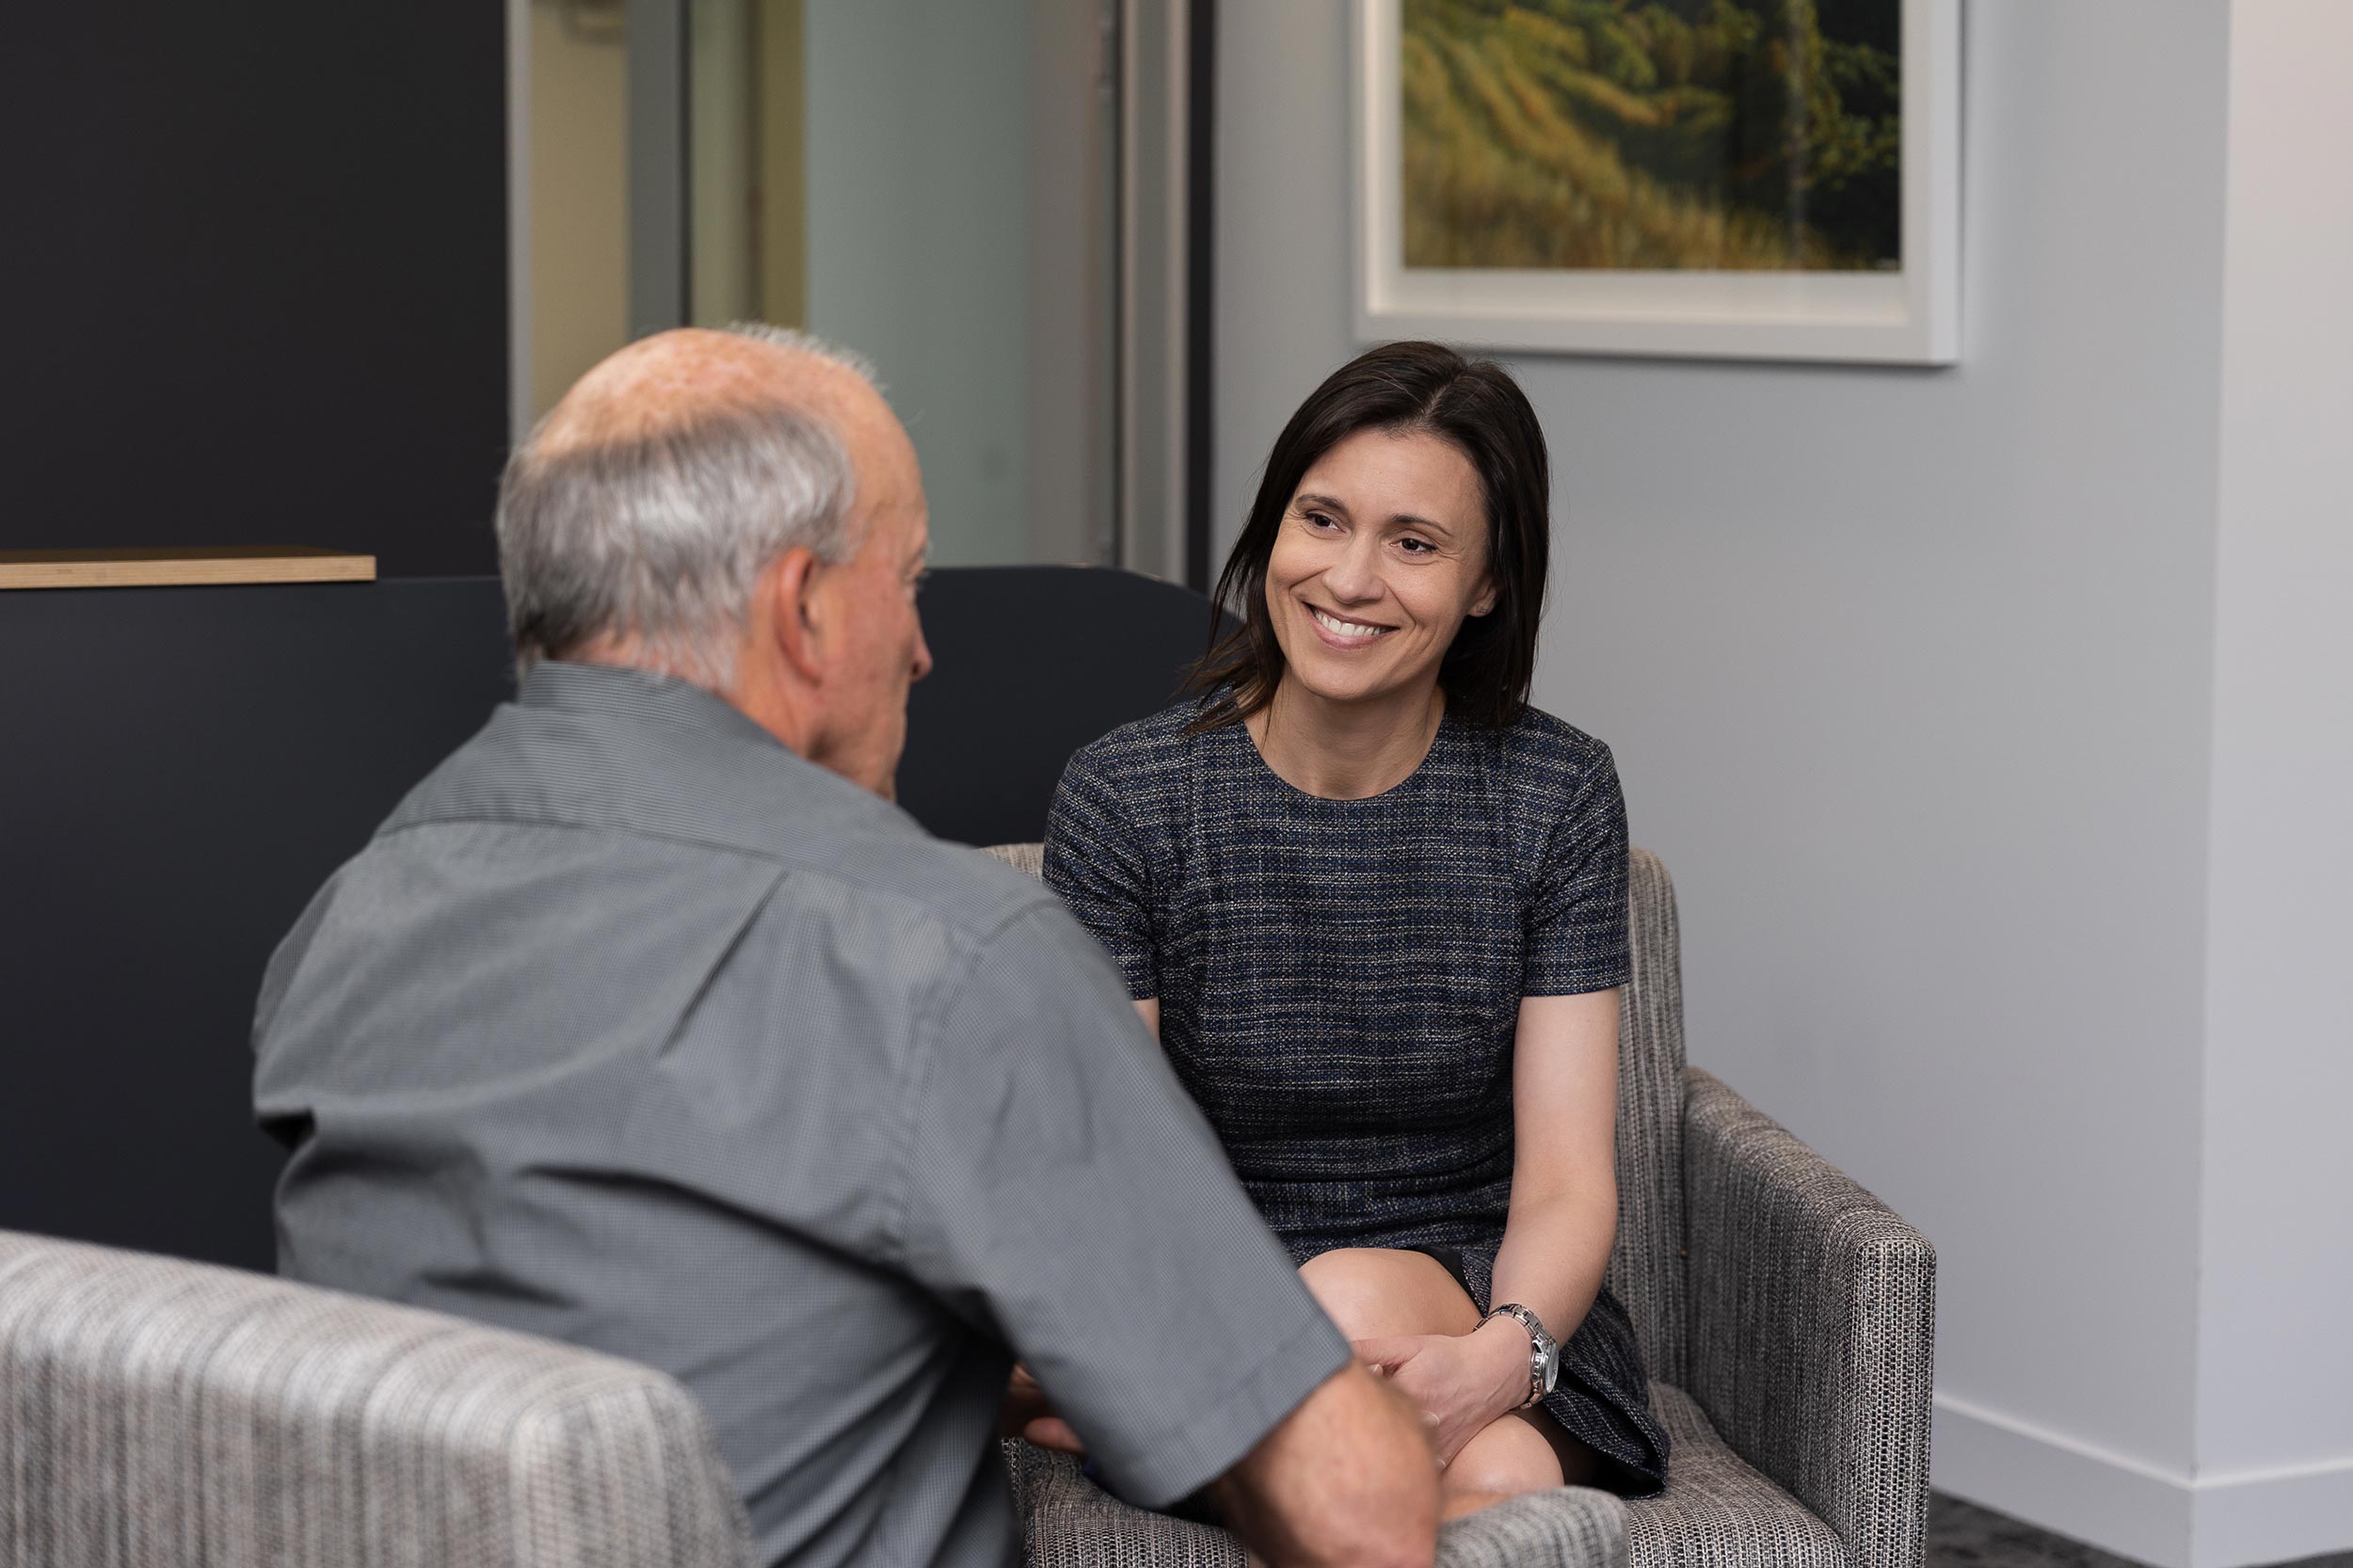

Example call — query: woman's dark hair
[1186,340,1551,732]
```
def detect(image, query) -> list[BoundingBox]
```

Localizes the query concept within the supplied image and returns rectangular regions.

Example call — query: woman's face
[1264,426,1497,711]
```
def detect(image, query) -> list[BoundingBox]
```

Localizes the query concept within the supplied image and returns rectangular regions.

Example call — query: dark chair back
[899,566,1212,844]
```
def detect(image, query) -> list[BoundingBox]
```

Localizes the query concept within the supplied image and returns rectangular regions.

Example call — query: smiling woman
[1257,427,1496,776]
[1188,340,1550,742]
[1042,342,1670,1517]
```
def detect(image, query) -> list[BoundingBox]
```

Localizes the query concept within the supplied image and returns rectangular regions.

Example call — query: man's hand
[1210,1362,1439,1568]
[1351,1320,1530,1467]
[999,1363,1086,1456]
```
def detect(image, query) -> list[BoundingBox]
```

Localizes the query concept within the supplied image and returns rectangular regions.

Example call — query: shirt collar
[518,659,787,753]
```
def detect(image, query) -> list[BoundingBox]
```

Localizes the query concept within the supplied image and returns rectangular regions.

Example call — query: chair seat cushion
[1006,1385,1848,1568]
[1011,1441,1242,1567]
[1007,1440,1630,1567]
[1626,1384,1849,1568]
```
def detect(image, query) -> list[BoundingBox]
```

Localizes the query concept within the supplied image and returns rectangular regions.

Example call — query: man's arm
[1016,1352,1440,1567]
[1020,994,1433,1565]
[1209,1362,1439,1568]
[903,903,1436,1560]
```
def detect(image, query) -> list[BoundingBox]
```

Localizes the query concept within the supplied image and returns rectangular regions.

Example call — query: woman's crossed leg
[1298,1248,1598,1519]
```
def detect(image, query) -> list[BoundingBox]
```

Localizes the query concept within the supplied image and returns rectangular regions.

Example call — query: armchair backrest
[0,1228,751,1568]
[987,841,1694,1384]
[1610,847,1690,1386]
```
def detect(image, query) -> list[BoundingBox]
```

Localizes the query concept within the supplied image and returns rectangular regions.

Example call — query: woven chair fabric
[983,840,1048,877]
[1435,1490,1628,1568]
[1625,1384,1848,1568]
[1609,847,1690,1386]
[1005,1442,1627,1568]
[0,1229,752,1568]
[1681,1072,1937,1568]
[1007,1444,1243,1568]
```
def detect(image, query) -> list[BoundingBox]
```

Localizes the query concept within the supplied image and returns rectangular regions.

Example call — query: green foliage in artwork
[1401,0,1903,271]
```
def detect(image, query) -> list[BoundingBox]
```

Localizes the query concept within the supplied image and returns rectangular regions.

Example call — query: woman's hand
[999,1363,1086,1456]
[1351,1320,1531,1466]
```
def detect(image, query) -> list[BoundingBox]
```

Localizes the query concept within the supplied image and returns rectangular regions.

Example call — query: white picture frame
[1353,0,1961,365]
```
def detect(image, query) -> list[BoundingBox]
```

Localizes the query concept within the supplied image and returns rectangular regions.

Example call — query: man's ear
[766,546,827,683]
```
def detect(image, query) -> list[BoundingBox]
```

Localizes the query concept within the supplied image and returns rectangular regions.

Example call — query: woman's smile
[1306,604,1396,646]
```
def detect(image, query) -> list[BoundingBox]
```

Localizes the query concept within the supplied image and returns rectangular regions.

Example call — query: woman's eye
[1304,511,1339,531]
[1399,537,1435,555]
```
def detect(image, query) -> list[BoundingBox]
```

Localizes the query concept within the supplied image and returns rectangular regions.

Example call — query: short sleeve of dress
[1043,744,1159,1000]
[1523,741,1633,995]
[896,903,1349,1508]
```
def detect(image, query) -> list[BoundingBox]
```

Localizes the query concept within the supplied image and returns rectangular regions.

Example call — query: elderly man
[251,328,1439,1568]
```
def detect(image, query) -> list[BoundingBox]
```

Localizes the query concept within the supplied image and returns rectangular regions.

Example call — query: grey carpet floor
[1928,1492,2353,1568]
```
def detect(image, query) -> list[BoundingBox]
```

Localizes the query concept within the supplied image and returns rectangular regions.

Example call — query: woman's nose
[1322,536,1384,603]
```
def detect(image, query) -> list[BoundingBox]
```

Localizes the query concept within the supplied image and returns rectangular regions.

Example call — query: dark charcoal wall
[0,568,1209,1272]
[1,4,509,577]
[1,580,518,1271]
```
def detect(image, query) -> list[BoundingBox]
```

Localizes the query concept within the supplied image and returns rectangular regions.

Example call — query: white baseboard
[1932,1393,2353,1568]
[1932,1393,2194,1566]
[2194,1452,2353,1568]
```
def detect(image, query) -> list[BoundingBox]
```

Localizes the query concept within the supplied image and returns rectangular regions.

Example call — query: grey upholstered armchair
[0,1228,752,1568]
[0,1227,1623,1568]
[986,843,1938,1568]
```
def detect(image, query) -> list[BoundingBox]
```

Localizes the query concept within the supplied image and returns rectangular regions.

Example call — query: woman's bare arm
[1134,998,1160,1037]
[1343,990,1623,1461]
[1486,989,1622,1370]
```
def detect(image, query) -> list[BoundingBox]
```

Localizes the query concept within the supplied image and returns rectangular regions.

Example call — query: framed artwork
[1354,0,1961,364]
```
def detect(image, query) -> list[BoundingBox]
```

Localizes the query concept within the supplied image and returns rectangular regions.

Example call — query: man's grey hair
[497,324,882,691]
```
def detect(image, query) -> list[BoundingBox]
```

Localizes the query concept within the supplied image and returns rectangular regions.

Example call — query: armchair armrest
[1435,1487,1626,1568]
[1681,1068,1937,1568]
[0,1229,752,1568]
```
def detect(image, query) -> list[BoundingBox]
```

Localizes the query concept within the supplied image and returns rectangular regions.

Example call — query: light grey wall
[1216,0,2232,1530]
[804,0,1031,565]
[2193,1,2353,1556]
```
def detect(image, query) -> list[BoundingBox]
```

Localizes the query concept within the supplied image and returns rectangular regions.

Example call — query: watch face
[1542,1352,1561,1395]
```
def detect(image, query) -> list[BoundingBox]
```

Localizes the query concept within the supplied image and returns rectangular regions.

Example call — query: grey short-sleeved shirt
[252,663,1349,1568]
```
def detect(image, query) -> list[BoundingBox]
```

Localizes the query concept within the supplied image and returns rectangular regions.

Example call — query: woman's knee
[1445,1414,1568,1505]
[1296,1248,1396,1336]
[1297,1248,1477,1339]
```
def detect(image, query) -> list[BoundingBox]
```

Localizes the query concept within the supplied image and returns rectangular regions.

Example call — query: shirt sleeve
[894,901,1350,1509]
[1523,744,1633,995]
[1042,746,1160,1000]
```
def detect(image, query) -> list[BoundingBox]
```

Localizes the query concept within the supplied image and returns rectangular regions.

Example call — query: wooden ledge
[0,547,378,590]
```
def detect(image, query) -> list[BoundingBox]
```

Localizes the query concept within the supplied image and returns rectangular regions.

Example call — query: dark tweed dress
[1042,697,1669,1496]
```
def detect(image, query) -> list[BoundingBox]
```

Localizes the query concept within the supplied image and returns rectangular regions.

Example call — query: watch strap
[1482,1303,1556,1409]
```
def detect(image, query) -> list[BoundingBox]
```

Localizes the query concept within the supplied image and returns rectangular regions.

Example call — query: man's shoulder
[381,694,1061,945]
[796,827,1066,951]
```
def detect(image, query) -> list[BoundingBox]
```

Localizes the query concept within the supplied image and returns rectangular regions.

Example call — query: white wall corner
[2192,1455,2353,1568]
[1933,1393,2194,1568]
[2196,2,2353,1563]
[1935,1360,2353,1567]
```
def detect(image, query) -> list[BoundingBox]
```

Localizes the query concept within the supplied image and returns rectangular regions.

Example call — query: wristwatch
[1483,1303,1560,1408]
